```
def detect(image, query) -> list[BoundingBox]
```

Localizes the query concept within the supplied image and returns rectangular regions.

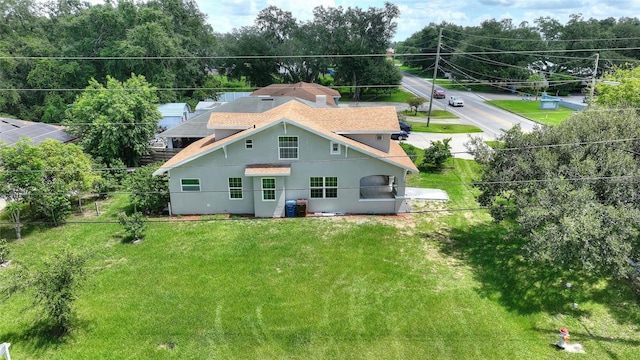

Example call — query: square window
[245,139,253,149]
[278,136,298,159]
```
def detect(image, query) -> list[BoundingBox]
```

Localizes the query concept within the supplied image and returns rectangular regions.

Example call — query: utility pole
[589,53,599,104]
[426,28,443,127]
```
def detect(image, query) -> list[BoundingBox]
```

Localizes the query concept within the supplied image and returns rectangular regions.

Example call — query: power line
[3,136,640,174]
[3,195,640,227]
[2,45,640,62]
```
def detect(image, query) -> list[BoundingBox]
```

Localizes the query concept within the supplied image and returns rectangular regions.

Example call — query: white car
[448,96,464,107]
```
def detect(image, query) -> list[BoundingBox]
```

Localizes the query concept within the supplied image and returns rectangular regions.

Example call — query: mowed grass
[407,121,483,134]
[399,109,457,119]
[1,160,639,359]
[487,100,576,126]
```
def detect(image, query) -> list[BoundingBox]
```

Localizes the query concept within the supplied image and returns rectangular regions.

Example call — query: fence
[141,148,181,165]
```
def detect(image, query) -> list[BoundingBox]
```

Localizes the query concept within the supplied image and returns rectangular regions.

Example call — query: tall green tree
[311,2,401,100]
[0,139,94,227]
[449,19,544,87]
[595,64,640,109]
[65,74,160,167]
[468,108,640,279]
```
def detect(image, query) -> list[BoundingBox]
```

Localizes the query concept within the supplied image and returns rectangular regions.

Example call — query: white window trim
[262,178,276,201]
[228,177,243,200]
[180,178,201,192]
[330,141,341,155]
[278,136,299,160]
[310,176,338,199]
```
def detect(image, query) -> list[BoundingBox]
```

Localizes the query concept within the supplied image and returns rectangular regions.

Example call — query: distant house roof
[154,100,418,176]
[157,103,192,130]
[251,82,341,106]
[0,118,76,146]
[158,96,318,139]
[157,103,191,117]
[217,92,252,102]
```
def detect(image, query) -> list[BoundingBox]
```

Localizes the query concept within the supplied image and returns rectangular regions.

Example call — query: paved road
[401,73,538,136]
[400,73,542,159]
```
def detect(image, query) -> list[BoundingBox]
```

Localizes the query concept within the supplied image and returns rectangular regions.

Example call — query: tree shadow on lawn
[0,317,91,355]
[422,221,640,327]
[0,222,46,243]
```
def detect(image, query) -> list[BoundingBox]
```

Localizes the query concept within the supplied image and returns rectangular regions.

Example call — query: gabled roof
[252,82,340,106]
[153,100,418,176]
[0,118,76,146]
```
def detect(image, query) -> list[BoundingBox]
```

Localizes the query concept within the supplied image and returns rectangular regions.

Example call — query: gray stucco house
[153,99,418,217]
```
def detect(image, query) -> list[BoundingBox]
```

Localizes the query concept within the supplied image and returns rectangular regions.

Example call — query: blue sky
[195,0,640,41]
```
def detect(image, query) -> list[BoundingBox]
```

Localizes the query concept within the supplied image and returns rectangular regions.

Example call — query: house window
[181,178,200,192]
[376,135,383,140]
[262,178,276,201]
[278,136,298,159]
[310,177,338,198]
[330,142,340,155]
[228,177,243,199]
[245,139,253,149]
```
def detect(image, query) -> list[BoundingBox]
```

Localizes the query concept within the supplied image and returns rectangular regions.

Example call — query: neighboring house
[252,82,341,106]
[158,96,323,149]
[157,103,192,131]
[153,99,418,217]
[0,117,76,146]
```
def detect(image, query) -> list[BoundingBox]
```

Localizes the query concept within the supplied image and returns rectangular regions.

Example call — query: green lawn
[407,121,483,134]
[487,100,576,126]
[399,109,457,119]
[400,110,484,133]
[339,88,416,103]
[1,161,639,359]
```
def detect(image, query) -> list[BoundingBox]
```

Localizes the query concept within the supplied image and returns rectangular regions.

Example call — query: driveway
[401,131,488,160]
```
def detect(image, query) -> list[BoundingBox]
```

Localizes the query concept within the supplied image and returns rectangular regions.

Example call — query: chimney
[315,94,327,107]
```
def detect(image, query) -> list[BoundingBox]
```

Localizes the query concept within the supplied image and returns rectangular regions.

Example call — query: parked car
[433,89,446,99]
[448,96,464,107]
[398,121,412,132]
[391,131,409,141]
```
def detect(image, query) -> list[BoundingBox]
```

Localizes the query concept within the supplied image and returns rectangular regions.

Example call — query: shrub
[421,138,452,171]
[118,212,147,242]
[124,162,169,214]
[0,238,9,263]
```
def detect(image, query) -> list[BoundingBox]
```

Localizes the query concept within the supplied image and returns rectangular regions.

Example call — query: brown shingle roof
[207,100,398,132]
[153,100,418,175]
[252,82,340,106]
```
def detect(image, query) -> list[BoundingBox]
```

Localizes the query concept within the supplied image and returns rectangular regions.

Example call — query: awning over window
[244,163,291,177]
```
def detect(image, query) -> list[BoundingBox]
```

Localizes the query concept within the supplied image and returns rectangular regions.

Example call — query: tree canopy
[467,108,640,279]
[64,74,160,167]
[0,138,95,226]
[595,64,640,109]
[396,16,640,95]
[0,0,217,121]
[217,2,402,99]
